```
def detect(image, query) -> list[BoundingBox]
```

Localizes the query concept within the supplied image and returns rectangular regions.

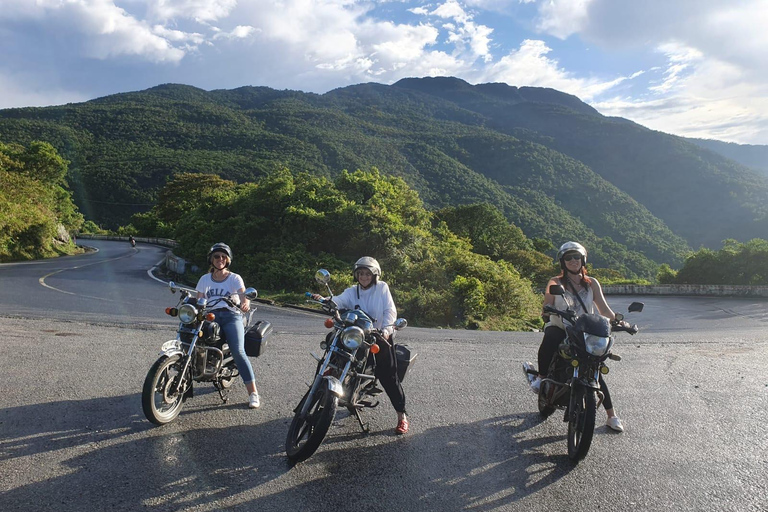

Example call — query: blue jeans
[215,309,255,386]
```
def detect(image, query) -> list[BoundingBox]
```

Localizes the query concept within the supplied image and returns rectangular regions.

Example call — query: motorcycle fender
[324,376,344,397]
[159,339,183,357]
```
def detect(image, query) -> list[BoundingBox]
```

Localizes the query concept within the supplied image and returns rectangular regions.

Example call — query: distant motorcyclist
[129,235,136,247]
[525,242,628,432]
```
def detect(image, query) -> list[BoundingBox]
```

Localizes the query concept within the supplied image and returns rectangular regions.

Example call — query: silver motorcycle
[285,269,408,462]
[142,281,270,425]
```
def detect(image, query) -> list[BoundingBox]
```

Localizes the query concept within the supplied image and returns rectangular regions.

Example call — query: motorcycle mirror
[315,269,331,285]
[628,302,644,313]
[548,284,565,296]
[393,318,408,330]
[169,281,178,293]
[244,287,258,300]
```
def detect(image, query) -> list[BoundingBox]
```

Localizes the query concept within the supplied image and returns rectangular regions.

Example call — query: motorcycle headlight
[178,304,199,324]
[584,333,610,356]
[340,326,365,351]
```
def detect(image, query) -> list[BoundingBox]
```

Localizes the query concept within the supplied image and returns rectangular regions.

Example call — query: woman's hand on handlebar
[310,293,326,302]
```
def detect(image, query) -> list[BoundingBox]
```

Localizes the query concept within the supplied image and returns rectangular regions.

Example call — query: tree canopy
[135,168,543,329]
[0,140,83,261]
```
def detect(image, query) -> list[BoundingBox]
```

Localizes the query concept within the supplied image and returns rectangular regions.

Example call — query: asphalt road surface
[1,240,766,511]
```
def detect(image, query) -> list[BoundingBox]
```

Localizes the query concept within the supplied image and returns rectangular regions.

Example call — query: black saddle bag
[244,320,273,357]
[394,344,417,382]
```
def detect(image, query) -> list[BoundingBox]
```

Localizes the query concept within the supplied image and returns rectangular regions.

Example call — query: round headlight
[584,333,610,356]
[178,304,199,324]
[341,326,365,351]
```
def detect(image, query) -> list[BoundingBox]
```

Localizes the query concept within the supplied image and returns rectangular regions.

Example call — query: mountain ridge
[1,77,766,277]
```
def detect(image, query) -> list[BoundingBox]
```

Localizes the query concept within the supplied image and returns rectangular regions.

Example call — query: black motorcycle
[285,269,410,463]
[142,281,272,425]
[525,284,643,461]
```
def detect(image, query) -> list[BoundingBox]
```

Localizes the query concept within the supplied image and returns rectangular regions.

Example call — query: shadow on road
[1,395,579,511]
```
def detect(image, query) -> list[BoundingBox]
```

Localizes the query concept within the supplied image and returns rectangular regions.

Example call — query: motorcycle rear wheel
[285,382,338,463]
[567,387,597,461]
[142,355,186,425]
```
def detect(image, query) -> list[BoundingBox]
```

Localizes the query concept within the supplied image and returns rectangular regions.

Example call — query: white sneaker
[606,416,624,432]
[529,376,542,394]
[248,392,261,409]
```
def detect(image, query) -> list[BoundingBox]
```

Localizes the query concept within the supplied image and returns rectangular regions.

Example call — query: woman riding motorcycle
[527,242,627,432]
[311,257,409,434]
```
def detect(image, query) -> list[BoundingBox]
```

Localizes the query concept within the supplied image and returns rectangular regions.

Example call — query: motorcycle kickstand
[351,407,370,434]
[214,382,231,404]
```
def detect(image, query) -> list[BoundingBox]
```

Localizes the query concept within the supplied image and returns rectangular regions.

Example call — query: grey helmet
[353,256,381,283]
[208,242,233,266]
[557,241,587,269]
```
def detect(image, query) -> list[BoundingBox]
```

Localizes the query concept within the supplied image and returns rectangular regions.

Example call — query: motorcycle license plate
[160,340,181,353]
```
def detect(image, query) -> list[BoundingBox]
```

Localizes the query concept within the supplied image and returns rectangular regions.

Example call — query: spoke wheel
[567,387,597,462]
[285,382,338,463]
[142,355,186,425]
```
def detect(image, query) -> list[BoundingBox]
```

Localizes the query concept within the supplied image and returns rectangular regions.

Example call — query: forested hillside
[686,138,768,176]
[0,141,82,261]
[2,77,766,277]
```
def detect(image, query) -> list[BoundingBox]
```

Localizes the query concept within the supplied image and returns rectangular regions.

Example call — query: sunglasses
[563,254,582,262]
[212,254,228,261]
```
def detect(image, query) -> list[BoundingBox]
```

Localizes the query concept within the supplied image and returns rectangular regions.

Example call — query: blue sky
[2,0,767,145]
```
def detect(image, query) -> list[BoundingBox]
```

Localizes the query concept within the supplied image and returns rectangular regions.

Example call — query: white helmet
[557,241,587,268]
[354,256,381,281]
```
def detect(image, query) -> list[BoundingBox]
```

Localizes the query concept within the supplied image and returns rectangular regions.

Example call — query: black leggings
[374,341,407,414]
[537,326,614,410]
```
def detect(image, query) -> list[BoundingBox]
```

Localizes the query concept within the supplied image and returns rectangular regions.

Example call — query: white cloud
[0,0,767,144]
[480,39,631,101]
[146,0,238,23]
[529,0,768,143]
[0,0,189,63]
[212,25,257,40]
[535,0,596,39]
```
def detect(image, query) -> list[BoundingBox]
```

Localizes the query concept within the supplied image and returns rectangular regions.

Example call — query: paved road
[1,241,766,511]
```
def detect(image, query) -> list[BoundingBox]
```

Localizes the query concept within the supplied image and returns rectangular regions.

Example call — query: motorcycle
[524,284,643,461]
[130,237,136,248]
[142,281,272,425]
[285,269,409,463]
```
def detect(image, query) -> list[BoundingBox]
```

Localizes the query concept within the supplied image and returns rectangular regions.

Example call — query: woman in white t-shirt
[311,256,408,435]
[196,243,260,409]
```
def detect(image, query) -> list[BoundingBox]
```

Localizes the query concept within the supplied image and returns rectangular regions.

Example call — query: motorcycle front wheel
[142,355,186,425]
[567,387,597,461]
[285,381,338,463]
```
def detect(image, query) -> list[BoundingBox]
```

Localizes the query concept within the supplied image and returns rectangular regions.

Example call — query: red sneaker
[395,417,409,435]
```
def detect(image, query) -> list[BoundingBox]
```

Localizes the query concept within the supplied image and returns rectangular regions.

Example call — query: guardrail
[603,284,768,298]
[75,234,178,248]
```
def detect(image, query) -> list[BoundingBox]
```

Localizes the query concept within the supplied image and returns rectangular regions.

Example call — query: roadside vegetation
[0,140,82,261]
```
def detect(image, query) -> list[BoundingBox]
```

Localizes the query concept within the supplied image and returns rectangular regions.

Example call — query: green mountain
[2,77,766,277]
[686,138,768,176]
